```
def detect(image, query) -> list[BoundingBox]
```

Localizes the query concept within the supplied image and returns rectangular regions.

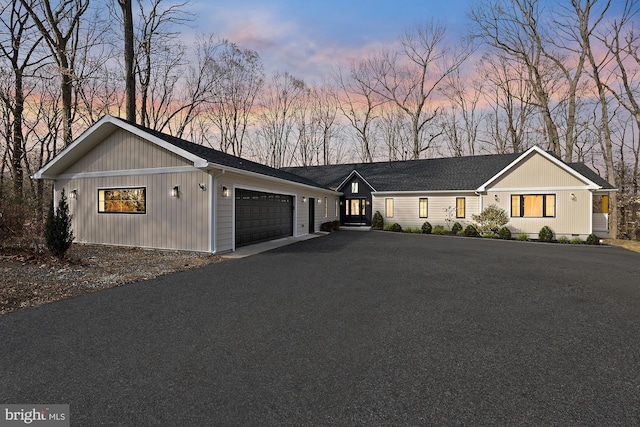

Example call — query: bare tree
[207,40,264,157]
[0,0,45,198]
[366,22,470,159]
[258,71,306,168]
[134,0,192,129]
[333,63,382,162]
[117,0,135,122]
[469,0,563,156]
[19,0,91,146]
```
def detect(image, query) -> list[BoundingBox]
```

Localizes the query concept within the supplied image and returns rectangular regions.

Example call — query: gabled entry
[337,170,374,226]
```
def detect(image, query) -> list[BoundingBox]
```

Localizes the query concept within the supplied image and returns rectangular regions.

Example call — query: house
[33,116,616,254]
[32,115,341,253]
[284,146,616,239]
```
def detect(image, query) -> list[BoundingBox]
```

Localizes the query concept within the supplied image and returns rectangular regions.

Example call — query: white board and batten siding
[485,151,595,238]
[215,172,339,252]
[372,193,479,229]
[55,128,212,252]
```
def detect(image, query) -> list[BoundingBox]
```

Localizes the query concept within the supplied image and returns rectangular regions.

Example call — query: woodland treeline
[1,0,639,238]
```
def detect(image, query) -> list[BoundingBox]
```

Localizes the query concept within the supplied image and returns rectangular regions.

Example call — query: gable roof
[33,115,329,191]
[284,146,615,192]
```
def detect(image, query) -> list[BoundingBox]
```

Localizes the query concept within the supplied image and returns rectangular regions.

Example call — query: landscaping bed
[0,243,222,316]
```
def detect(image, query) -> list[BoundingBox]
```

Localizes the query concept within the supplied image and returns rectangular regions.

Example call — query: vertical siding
[372,193,479,229]
[215,172,339,252]
[56,170,210,251]
[62,129,190,174]
[485,189,592,237]
[490,151,587,188]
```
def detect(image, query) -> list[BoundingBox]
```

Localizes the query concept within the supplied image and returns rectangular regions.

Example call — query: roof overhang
[336,170,376,192]
[476,146,602,192]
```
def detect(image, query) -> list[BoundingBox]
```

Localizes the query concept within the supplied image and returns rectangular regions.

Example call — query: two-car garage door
[235,189,294,247]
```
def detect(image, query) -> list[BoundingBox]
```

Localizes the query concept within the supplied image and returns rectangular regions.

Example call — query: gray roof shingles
[118,118,614,193]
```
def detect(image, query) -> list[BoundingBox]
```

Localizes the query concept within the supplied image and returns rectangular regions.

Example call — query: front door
[344,198,367,225]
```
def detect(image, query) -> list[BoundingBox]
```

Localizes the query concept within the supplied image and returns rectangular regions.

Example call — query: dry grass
[604,239,640,254]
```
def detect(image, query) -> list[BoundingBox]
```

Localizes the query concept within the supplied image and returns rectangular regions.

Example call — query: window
[456,197,465,218]
[350,199,361,216]
[385,198,394,218]
[419,198,428,218]
[335,199,339,217]
[351,182,359,193]
[511,194,556,217]
[324,197,328,217]
[98,188,146,214]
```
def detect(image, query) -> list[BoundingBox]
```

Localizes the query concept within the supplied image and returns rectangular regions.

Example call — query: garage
[235,189,294,247]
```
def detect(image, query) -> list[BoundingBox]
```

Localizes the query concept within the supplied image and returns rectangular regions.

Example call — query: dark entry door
[235,189,293,247]
[344,198,367,225]
[309,198,315,233]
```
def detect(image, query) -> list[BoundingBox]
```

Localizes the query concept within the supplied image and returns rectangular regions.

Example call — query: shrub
[586,233,600,245]
[388,223,402,232]
[320,220,340,232]
[463,224,479,237]
[371,211,384,230]
[457,230,465,236]
[538,226,554,243]
[516,233,529,241]
[433,225,448,235]
[421,221,432,234]
[471,204,509,234]
[403,226,418,233]
[570,237,582,244]
[498,227,512,240]
[483,231,497,238]
[44,189,74,260]
[557,236,569,244]
[451,222,463,234]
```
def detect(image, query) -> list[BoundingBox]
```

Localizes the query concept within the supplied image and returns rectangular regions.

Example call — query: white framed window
[385,198,394,218]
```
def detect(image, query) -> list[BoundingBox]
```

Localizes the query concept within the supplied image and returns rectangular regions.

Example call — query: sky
[189,0,474,82]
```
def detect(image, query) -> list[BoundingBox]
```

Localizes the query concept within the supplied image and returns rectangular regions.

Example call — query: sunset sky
[189,0,476,81]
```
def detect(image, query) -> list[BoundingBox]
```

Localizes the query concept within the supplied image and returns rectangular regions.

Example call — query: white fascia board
[477,146,601,192]
[204,162,342,196]
[55,166,199,180]
[373,189,476,196]
[486,186,598,192]
[336,170,377,192]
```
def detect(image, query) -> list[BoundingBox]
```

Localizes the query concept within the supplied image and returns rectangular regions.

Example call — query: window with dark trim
[351,182,359,193]
[419,198,428,218]
[511,194,556,218]
[98,188,146,214]
[456,197,465,218]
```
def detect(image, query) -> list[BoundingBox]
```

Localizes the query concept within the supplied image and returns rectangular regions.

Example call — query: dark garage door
[235,189,294,247]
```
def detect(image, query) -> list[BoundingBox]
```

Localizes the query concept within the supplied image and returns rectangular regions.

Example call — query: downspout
[210,169,225,253]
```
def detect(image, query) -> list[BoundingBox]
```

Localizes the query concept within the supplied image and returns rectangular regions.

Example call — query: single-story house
[33,115,616,253]
[283,146,616,239]
[33,115,341,253]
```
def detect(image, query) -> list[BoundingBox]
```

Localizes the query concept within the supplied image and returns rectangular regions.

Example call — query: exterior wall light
[171,185,180,198]
[570,193,577,201]
[317,198,322,204]
[494,194,499,202]
[222,186,229,197]
[199,183,206,191]
[69,189,78,199]
[302,196,306,203]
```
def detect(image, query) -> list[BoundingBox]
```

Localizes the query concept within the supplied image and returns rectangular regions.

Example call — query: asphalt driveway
[1,231,640,426]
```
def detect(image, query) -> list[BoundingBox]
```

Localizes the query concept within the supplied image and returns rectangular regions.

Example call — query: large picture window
[511,194,555,218]
[419,198,428,218]
[98,188,146,214]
